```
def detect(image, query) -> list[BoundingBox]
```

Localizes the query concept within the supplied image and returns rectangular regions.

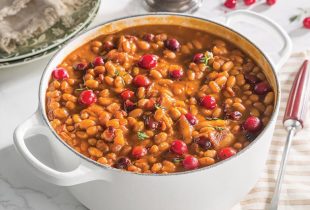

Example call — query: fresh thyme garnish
[172,157,184,164]
[209,126,225,131]
[137,131,149,140]
[289,8,310,23]
[155,103,166,110]
[200,51,213,66]
[114,70,120,76]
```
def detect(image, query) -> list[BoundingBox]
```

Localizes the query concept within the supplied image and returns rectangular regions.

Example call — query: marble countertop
[0,0,309,209]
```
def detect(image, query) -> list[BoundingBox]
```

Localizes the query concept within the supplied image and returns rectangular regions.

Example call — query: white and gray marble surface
[0,0,310,209]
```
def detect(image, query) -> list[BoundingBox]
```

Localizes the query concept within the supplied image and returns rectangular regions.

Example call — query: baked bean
[199,157,215,166]
[221,61,234,71]
[151,163,162,173]
[264,92,274,105]
[236,74,245,86]
[209,81,221,93]
[154,132,168,144]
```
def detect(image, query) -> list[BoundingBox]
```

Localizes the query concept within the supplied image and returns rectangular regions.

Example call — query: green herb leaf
[75,87,89,91]
[205,117,221,121]
[212,126,225,131]
[155,103,166,110]
[200,51,214,66]
[289,15,299,23]
[114,70,120,76]
[137,131,149,140]
[172,157,184,164]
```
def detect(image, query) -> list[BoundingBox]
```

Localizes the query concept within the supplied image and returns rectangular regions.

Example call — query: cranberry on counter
[132,146,148,159]
[244,0,255,5]
[79,90,97,106]
[52,68,69,80]
[218,147,237,160]
[266,0,276,5]
[303,17,310,29]
[243,116,262,133]
[133,75,151,87]
[171,140,188,155]
[138,54,158,70]
[165,38,180,51]
[224,0,237,9]
[200,95,217,109]
[183,155,199,170]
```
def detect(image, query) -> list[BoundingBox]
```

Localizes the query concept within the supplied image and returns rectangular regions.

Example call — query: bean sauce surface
[46,25,274,173]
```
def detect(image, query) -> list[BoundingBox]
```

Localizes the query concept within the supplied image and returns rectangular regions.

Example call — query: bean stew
[45,25,275,173]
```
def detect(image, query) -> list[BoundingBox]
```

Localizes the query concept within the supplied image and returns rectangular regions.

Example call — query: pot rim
[38,12,281,176]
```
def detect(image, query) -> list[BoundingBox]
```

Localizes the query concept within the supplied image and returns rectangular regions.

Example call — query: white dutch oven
[14,11,292,210]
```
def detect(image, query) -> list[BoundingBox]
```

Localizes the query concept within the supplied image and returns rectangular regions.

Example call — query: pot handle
[225,10,292,70]
[13,110,111,186]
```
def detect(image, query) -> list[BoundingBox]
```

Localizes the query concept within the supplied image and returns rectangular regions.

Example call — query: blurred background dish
[0,0,100,66]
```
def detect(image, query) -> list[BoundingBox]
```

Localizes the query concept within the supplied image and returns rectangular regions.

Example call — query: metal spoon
[269,60,310,210]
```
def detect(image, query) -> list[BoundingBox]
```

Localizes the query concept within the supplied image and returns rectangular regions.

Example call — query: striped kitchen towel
[233,51,310,210]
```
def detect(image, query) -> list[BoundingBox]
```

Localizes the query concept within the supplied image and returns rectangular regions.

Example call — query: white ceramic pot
[13,11,292,210]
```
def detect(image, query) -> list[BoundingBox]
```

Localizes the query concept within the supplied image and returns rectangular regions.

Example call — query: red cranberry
[74,63,87,71]
[138,54,158,70]
[243,116,262,133]
[120,89,134,100]
[124,100,136,112]
[224,0,237,8]
[92,56,104,67]
[184,113,198,125]
[171,140,188,155]
[114,157,131,169]
[303,17,310,29]
[133,75,151,87]
[244,0,255,5]
[254,81,271,95]
[132,146,147,159]
[103,41,114,51]
[266,0,276,5]
[183,155,199,170]
[170,69,184,80]
[79,90,97,105]
[193,53,204,64]
[244,74,260,84]
[229,111,242,120]
[200,95,217,109]
[143,33,155,42]
[144,115,159,130]
[52,68,69,80]
[165,38,180,51]
[196,136,212,150]
[218,147,237,160]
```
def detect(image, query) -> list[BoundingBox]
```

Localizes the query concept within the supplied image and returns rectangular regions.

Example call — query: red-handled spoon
[270,60,310,210]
